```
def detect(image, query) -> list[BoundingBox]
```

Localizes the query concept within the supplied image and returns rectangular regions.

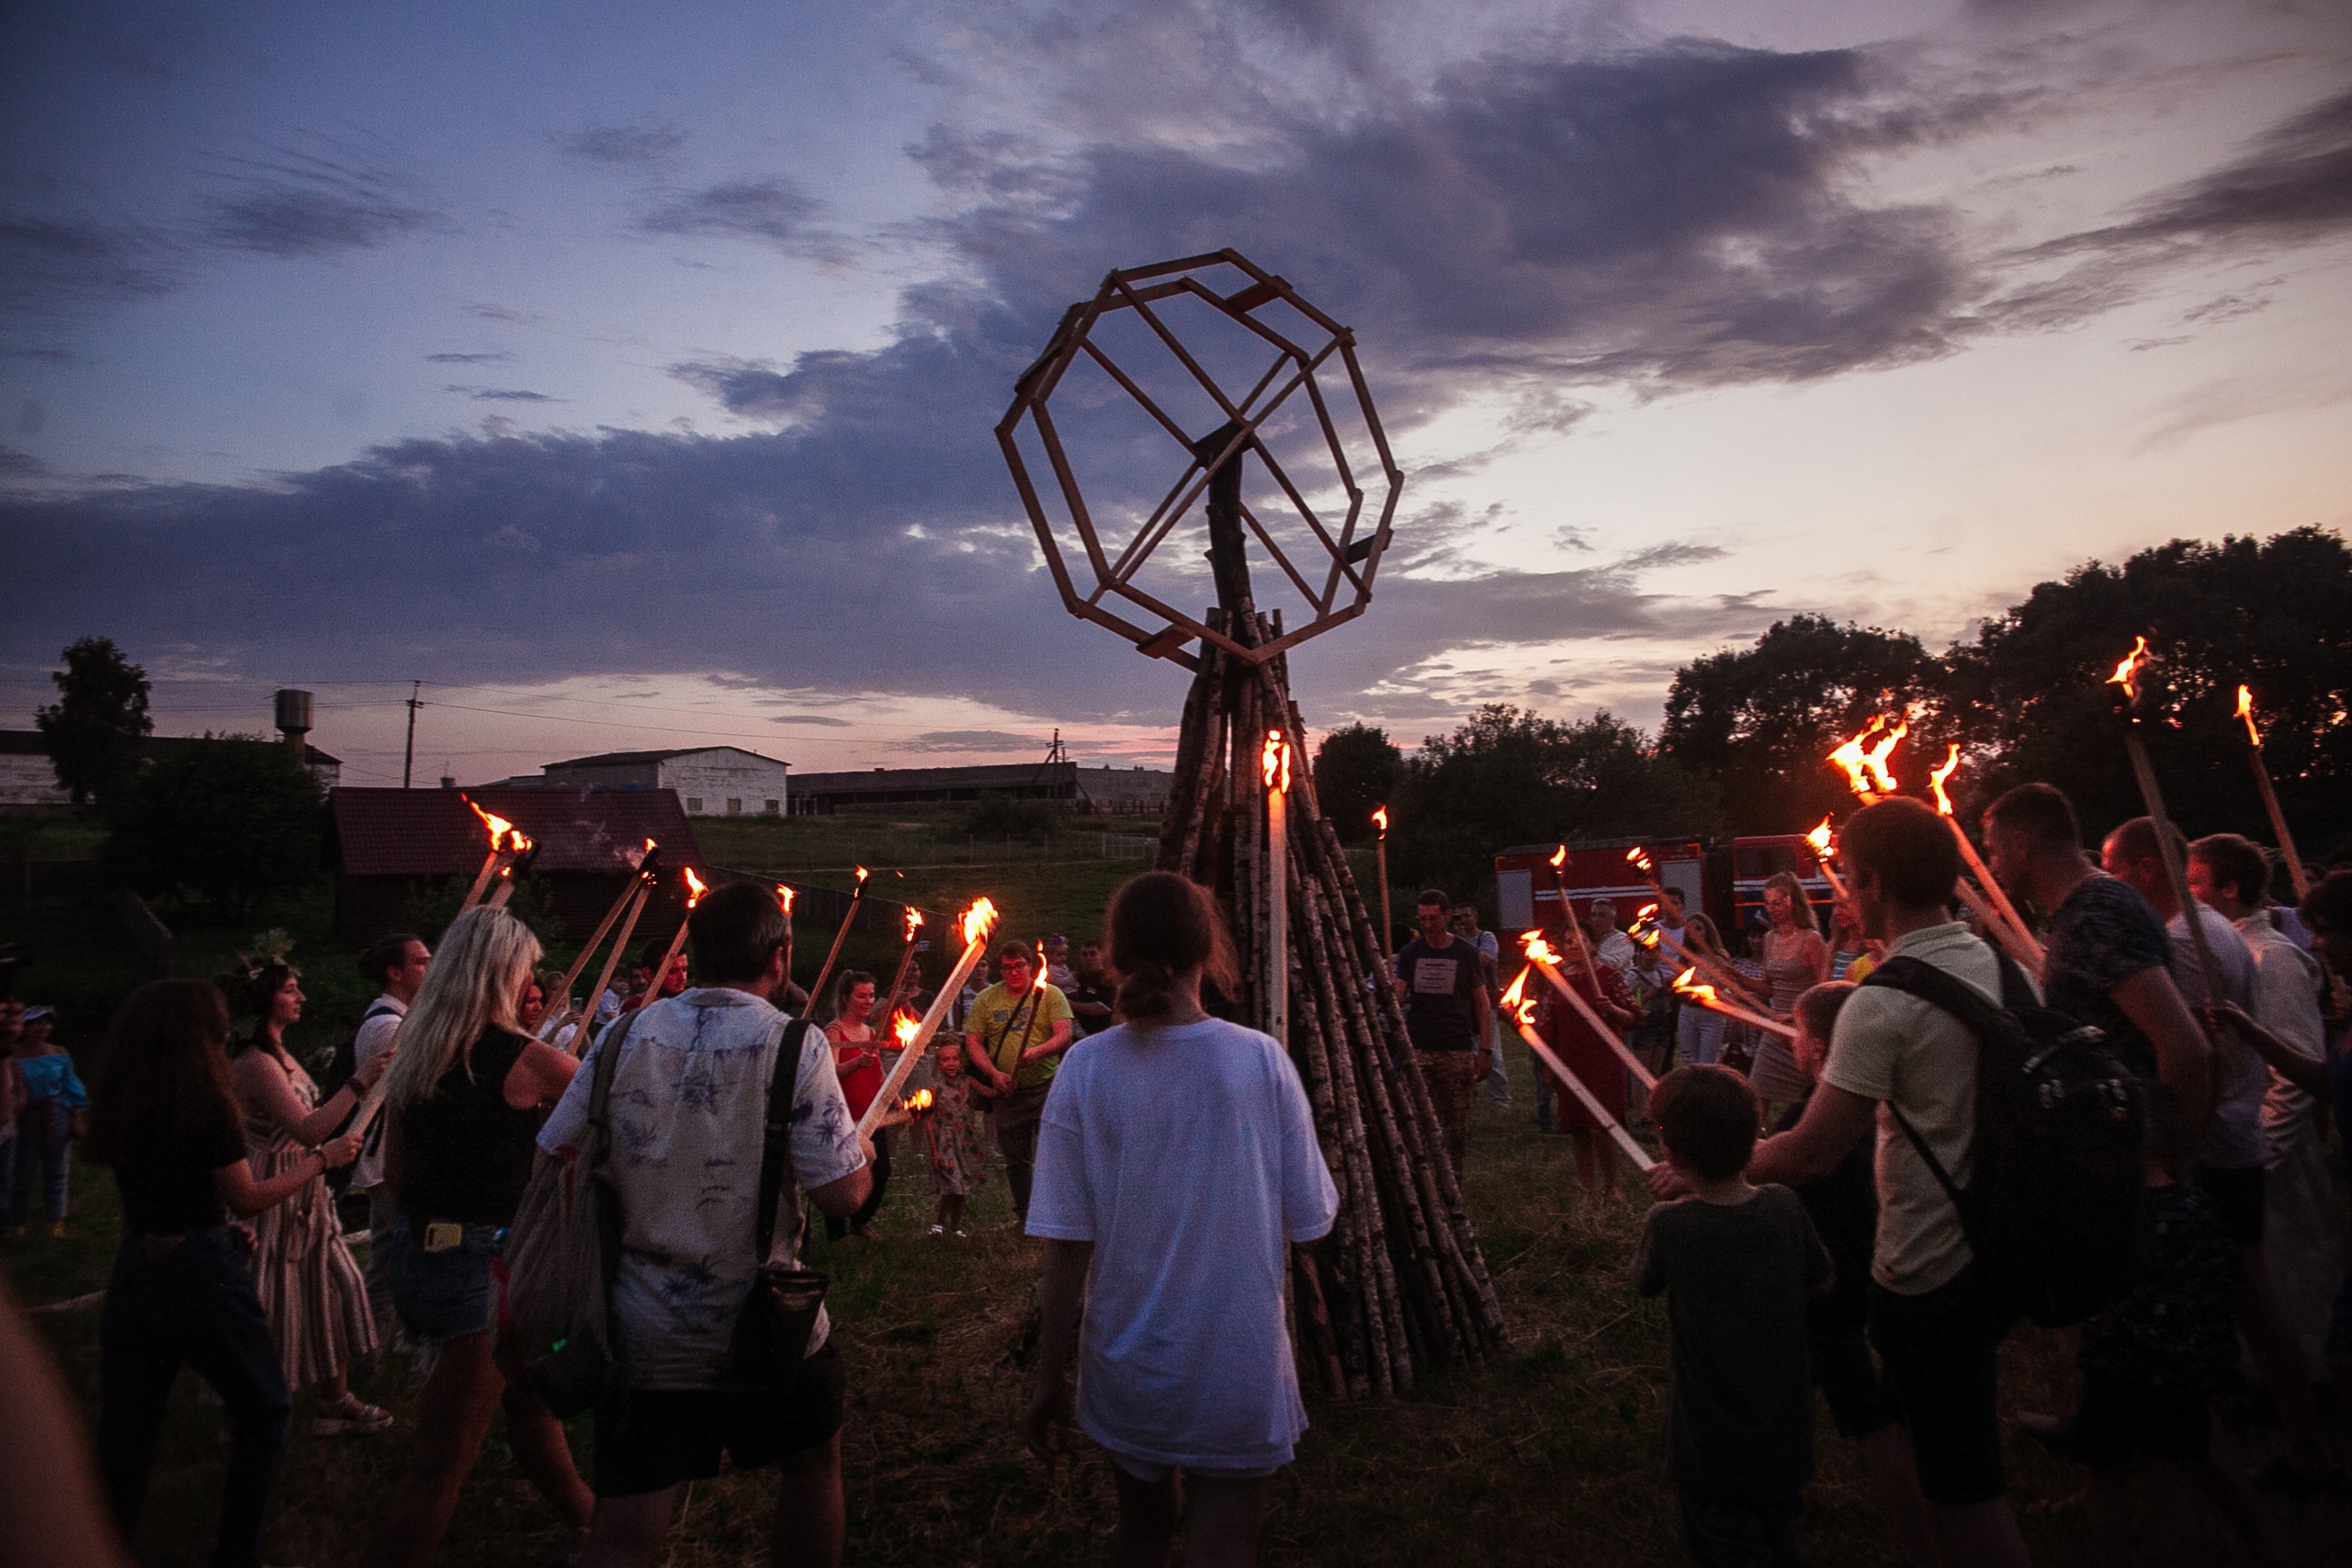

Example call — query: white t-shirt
[350,994,406,1190]
[1027,1017,1339,1472]
[2166,907,2262,1169]
[2237,913,2325,1156]
[539,987,865,1390]
[1822,923,2014,1296]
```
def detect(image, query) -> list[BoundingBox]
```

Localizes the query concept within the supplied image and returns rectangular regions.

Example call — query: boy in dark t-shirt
[2040,872,2172,1078]
[1390,889,1491,1173]
[1635,1065,1832,1568]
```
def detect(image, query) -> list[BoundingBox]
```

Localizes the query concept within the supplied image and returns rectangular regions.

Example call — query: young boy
[1634,1064,1832,1568]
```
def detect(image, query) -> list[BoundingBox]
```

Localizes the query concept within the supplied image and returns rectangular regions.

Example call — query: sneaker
[312,1396,393,1437]
[927,1224,945,1236]
[953,1229,968,1239]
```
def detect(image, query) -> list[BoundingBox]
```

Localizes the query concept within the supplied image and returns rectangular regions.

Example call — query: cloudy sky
[6,0,2347,786]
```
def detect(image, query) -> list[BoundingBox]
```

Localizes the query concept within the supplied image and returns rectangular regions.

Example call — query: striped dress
[238,1046,377,1391]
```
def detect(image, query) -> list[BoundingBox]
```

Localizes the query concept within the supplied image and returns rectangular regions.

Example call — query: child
[1634,1064,1830,1568]
[1781,985,1938,1568]
[6,1005,88,1239]
[923,1029,986,1237]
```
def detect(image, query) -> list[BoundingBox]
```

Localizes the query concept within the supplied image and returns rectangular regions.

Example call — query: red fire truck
[1493,832,1836,942]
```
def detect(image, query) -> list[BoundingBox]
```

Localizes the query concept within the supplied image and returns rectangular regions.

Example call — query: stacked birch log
[1158,604,1508,1397]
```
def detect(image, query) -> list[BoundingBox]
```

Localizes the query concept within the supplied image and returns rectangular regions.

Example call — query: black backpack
[1864,949,2149,1328]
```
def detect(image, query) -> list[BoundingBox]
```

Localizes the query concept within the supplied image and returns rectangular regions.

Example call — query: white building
[0,730,342,809]
[540,746,790,817]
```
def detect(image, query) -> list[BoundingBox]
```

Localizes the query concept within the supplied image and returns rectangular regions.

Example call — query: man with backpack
[1657,797,2034,1568]
[537,880,874,1568]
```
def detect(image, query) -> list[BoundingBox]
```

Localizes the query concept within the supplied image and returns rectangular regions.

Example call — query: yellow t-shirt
[967,981,1073,1091]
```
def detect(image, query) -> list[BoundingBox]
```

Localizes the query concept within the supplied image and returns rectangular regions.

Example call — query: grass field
[9,875,2349,1566]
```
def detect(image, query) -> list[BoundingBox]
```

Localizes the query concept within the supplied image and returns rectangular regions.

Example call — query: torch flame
[1805,817,1834,857]
[904,1088,933,1114]
[892,1011,922,1047]
[854,864,869,888]
[1372,804,1387,835]
[1521,931,1562,968]
[683,867,708,908]
[2106,636,2151,705]
[1672,967,1719,1006]
[1498,965,1529,1011]
[1637,902,1658,922]
[904,907,923,939]
[465,797,515,851]
[2235,684,2260,747]
[1260,728,1292,794]
[775,883,795,917]
[1625,846,1654,875]
[1827,717,1883,795]
[961,897,999,947]
[1549,845,1566,871]
[1928,744,1962,818]
[1863,720,1908,795]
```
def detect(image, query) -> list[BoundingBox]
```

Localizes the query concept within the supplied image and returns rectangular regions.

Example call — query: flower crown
[221,929,300,1012]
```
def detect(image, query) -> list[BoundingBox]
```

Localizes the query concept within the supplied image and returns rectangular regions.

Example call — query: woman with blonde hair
[224,946,389,1436]
[365,908,593,1568]
[1749,870,1829,1107]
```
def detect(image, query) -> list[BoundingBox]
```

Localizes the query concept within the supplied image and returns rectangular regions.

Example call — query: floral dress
[238,1045,377,1390]
[923,1041,987,1198]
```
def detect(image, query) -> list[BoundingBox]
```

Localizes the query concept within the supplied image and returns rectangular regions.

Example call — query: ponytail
[1105,871,1238,1023]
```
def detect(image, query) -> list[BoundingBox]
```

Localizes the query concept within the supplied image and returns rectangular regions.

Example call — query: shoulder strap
[1858,953,2000,1210]
[753,1017,820,1266]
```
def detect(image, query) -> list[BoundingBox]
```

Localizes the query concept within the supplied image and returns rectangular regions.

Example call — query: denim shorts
[384,1219,506,1345]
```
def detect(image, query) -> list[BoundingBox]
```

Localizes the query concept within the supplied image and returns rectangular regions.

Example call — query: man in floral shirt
[542,880,873,1567]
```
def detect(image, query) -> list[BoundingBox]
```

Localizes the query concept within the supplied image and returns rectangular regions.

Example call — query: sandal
[311,1394,394,1436]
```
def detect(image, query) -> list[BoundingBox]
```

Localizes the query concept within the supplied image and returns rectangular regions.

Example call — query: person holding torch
[964,940,1074,1226]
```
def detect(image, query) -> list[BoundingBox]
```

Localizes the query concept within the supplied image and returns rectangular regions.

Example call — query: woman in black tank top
[367,909,592,1568]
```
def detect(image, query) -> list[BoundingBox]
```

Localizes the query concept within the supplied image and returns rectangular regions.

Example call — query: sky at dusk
[6,0,2348,788]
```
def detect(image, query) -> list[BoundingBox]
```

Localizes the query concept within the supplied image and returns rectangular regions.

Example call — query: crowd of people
[4,772,2348,1568]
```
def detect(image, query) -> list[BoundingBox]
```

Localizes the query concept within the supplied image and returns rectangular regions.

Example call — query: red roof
[330,787,702,878]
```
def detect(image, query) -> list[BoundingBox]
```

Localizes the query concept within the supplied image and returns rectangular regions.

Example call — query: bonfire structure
[997,250,1507,1396]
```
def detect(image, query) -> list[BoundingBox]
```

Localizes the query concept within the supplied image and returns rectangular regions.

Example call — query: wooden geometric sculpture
[997,254,1504,1397]
[994,249,1403,670]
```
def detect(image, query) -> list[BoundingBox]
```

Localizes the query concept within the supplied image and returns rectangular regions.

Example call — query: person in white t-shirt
[1025,871,1339,1567]
[350,931,429,1340]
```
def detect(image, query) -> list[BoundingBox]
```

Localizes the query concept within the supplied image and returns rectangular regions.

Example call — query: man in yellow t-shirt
[963,941,1074,1224]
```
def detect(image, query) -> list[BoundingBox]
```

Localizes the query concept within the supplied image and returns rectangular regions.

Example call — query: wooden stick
[1374,822,1394,959]
[804,876,866,1015]
[1521,957,1657,1090]
[2246,746,2311,900]
[1651,925,1771,1014]
[571,881,651,1057]
[2121,732,2226,1002]
[457,848,505,914]
[1542,853,1609,997]
[1678,986,1800,1040]
[1943,818,2043,969]
[545,866,650,1035]
[1266,739,1290,1048]
[858,914,996,1137]
[1954,874,2045,979]
[1510,1016,1653,1171]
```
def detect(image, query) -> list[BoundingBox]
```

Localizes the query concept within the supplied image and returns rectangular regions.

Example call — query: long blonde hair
[382,907,541,1111]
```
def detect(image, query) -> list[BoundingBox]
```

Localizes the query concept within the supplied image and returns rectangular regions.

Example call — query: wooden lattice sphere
[996,249,1402,669]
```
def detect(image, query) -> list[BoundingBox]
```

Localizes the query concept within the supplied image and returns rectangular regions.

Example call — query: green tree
[35,637,153,810]
[1312,723,1404,842]
[109,734,325,920]
[1659,615,1945,833]
[1941,527,2352,852]
[1392,705,1718,909]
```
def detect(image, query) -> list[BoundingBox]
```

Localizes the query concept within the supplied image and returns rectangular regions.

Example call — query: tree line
[1317,527,2351,907]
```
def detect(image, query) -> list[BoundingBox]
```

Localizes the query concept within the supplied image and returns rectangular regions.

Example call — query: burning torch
[1498,967,1653,1171]
[2236,685,2311,901]
[858,897,998,1137]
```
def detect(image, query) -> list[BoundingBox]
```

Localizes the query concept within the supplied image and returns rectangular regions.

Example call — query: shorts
[2192,1163,2265,1247]
[2073,1369,2211,1467]
[1807,1320,1894,1441]
[593,1340,844,1497]
[1107,1454,1281,1484]
[383,1219,505,1345]
[1868,1262,2014,1506]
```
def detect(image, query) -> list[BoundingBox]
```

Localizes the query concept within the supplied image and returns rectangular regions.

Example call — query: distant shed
[329,786,701,945]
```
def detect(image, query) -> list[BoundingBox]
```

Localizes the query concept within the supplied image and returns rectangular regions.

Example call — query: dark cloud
[463,302,534,323]
[0,212,186,318]
[444,386,560,402]
[904,730,1048,752]
[558,118,688,168]
[768,714,854,727]
[1989,88,2352,331]
[425,351,514,365]
[198,144,441,257]
[636,177,823,250]
[0,446,47,476]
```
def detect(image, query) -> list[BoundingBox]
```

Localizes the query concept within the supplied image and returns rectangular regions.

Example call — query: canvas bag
[1865,949,2149,1328]
[720,1017,831,1401]
[498,1010,635,1417]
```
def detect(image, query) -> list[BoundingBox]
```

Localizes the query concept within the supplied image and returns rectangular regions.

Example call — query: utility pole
[401,682,421,788]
